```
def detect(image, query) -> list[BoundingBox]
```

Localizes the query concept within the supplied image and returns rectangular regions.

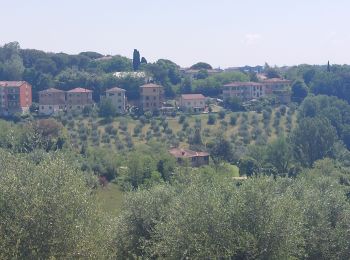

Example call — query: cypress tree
[133,49,141,71]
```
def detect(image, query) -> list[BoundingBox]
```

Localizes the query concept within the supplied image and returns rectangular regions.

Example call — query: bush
[179,114,186,124]
[207,114,216,125]
[218,110,226,119]
[230,115,237,125]
[279,105,287,116]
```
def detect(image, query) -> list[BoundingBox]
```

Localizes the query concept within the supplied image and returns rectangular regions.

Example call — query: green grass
[96,183,124,217]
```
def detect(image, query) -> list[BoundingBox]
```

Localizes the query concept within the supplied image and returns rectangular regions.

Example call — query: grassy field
[96,183,124,217]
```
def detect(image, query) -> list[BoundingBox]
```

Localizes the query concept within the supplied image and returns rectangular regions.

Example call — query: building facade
[0,81,32,116]
[180,94,206,112]
[223,82,265,101]
[66,88,93,111]
[263,78,292,94]
[168,148,210,167]
[140,83,164,111]
[105,87,126,114]
[38,88,66,115]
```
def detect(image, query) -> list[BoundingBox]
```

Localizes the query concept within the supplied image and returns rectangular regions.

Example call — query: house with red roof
[168,147,210,167]
[0,81,32,116]
[180,94,206,112]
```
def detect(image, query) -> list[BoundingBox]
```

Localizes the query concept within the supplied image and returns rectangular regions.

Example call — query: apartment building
[223,82,265,101]
[180,94,206,112]
[263,78,292,94]
[105,87,126,114]
[66,87,93,111]
[38,88,66,115]
[140,83,164,111]
[0,81,32,116]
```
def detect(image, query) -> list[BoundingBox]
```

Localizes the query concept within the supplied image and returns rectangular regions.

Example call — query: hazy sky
[1,0,349,68]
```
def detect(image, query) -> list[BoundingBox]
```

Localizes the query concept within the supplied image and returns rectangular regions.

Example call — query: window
[153,96,156,100]
[118,106,121,109]
[49,106,52,109]
[153,89,156,92]
[118,93,121,96]
[146,96,149,100]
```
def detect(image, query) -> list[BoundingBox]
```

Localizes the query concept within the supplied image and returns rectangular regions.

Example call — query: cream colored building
[105,87,126,114]
[180,94,206,112]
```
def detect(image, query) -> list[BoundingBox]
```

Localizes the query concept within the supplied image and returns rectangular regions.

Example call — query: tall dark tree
[132,49,141,71]
[327,61,331,72]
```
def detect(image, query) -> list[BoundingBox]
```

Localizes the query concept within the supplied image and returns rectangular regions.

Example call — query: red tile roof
[224,82,264,87]
[140,83,163,88]
[38,88,65,93]
[0,81,27,87]
[68,87,92,93]
[106,87,126,92]
[168,148,209,158]
[181,94,205,100]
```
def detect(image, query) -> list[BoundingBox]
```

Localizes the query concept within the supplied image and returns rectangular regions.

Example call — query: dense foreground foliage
[1,150,350,259]
[114,161,350,259]
[0,150,115,258]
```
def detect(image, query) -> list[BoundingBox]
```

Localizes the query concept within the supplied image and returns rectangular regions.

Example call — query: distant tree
[79,51,103,59]
[238,157,260,176]
[291,117,338,167]
[291,79,308,103]
[208,134,235,164]
[141,57,147,64]
[180,76,192,94]
[132,49,141,71]
[266,136,292,174]
[99,98,116,119]
[223,96,243,111]
[327,61,331,72]
[190,62,212,70]
[195,69,209,79]
[265,67,280,78]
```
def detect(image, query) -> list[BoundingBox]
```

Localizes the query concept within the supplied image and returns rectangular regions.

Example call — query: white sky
[1,0,349,68]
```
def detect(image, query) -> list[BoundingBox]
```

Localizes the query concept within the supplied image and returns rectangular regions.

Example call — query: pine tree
[327,61,331,72]
[141,57,147,64]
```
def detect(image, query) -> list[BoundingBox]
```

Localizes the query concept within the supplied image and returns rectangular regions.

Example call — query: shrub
[218,110,226,119]
[179,114,186,124]
[207,114,216,125]
[230,115,237,125]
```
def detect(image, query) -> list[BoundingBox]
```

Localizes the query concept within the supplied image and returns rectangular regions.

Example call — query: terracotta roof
[106,87,126,92]
[224,82,264,87]
[39,88,65,93]
[181,94,205,100]
[140,83,163,88]
[168,148,209,158]
[0,81,27,87]
[68,87,92,93]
